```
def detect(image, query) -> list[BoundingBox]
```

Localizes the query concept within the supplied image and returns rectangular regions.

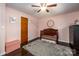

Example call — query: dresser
[69,25,79,50]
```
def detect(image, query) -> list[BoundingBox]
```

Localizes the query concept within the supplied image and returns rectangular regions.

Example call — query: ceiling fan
[32,3,57,13]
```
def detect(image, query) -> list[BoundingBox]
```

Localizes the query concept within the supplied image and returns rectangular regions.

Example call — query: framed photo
[9,17,16,23]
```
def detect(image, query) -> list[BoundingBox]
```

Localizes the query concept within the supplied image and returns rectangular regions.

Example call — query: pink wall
[38,11,79,43]
[6,6,38,43]
[0,3,6,55]
[5,6,38,54]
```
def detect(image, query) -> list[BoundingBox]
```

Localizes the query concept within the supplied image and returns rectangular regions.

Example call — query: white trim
[58,40,69,43]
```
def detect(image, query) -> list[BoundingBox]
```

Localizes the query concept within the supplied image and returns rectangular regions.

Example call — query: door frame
[21,16,28,47]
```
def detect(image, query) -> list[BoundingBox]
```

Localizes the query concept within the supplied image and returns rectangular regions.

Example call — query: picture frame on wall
[9,16,16,23]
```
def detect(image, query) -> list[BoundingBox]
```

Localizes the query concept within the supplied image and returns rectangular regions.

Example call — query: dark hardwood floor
[4,48,33,56]
[3,46,79,56]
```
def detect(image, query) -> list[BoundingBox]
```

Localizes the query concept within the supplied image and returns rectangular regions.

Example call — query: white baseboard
[58,40,69,43]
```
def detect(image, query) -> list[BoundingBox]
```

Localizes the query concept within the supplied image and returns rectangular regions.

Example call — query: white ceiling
[6,3,79,18]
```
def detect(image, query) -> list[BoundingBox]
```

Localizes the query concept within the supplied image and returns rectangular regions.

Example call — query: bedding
[41,38,56,44]
[23,39,73,56]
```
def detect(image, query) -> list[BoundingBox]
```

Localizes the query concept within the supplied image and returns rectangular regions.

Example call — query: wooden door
[21,17,28,46]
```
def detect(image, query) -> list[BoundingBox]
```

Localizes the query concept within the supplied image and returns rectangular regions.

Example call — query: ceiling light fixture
[32,3,57,13]
[40,3,47,11]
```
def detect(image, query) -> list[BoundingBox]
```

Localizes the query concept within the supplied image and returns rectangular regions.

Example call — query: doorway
[21,16,28,47]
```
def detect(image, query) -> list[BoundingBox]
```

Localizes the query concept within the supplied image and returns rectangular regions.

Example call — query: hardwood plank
[4,48,33,56]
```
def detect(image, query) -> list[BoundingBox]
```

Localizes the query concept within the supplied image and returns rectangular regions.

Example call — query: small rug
[23,39,73,56]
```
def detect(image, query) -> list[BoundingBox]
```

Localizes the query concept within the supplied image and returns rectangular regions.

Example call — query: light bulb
[41,7,47,11]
